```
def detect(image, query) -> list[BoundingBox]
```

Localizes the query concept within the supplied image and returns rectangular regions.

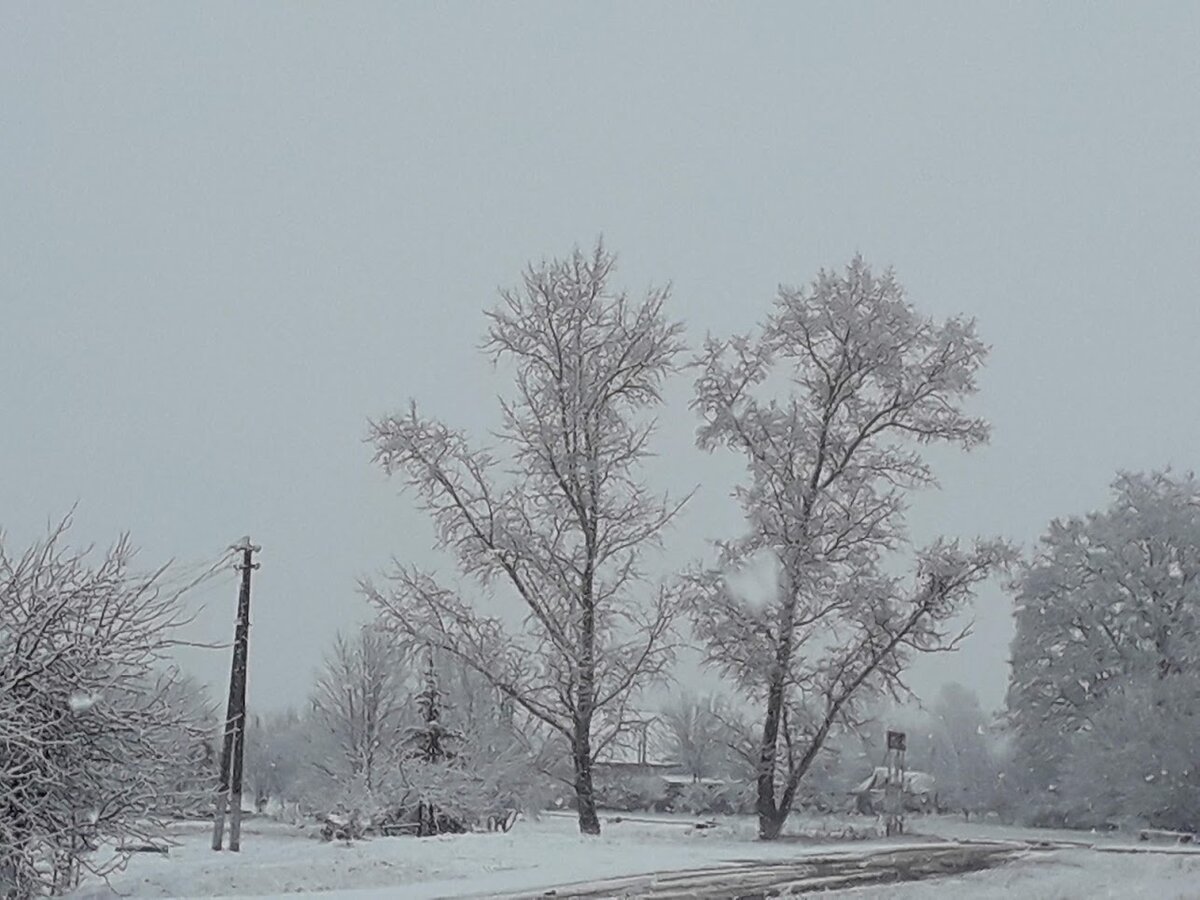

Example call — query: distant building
[852,767,938,814]
[593,716,680,777]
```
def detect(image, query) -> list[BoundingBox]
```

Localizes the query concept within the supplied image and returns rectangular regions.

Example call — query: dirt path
[494,841,1028,899]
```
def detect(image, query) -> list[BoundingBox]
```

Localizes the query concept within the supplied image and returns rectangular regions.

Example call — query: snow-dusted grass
[901,813,1131,846]
[69,811,1200,899]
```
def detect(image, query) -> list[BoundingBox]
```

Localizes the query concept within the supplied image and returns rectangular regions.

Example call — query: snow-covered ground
[840,848,1200,899]
[69,814,832,899]
[69,812,1200,899]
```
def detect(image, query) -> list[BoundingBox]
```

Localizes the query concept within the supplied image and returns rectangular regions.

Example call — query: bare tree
[0,517,219,897]
[690,257,1011,838]
[309,626,411,797]
[929,682,1000,818]
[363,243,688,834]
[660,692,736,780]
[241,708,307,812]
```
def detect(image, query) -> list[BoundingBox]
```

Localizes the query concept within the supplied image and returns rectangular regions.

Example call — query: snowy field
[68,812,1200,899]
[72,813,822,899]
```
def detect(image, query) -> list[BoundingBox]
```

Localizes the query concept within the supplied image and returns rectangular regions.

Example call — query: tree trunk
[574,551,601,836]
[757,549,799,841]
[759,808,787,841]
[756,678,785,839]
[572,724,601,835]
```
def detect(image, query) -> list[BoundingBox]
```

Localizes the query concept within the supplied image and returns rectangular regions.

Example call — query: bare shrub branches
[0,517,220,895]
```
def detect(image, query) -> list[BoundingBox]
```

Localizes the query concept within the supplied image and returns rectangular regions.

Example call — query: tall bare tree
[690,257,1011,838]
[363,243,687,834]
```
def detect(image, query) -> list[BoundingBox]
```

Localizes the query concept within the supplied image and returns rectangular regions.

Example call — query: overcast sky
[3,3,1198,714]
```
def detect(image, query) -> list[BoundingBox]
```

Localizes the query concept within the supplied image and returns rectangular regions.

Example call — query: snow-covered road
[69,814,1200,900]
[488,841,1027,899]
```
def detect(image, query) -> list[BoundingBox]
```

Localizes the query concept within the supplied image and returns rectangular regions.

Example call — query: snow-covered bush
[293,632,546,833]
[592,774,669,813]
[394,735,542,827]
[0,520,216,897]
[669,781,730,815]
[392,653,549,829]
[659,693,741,781]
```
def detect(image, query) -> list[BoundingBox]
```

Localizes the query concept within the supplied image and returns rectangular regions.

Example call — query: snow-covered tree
[660,692,738,780]
[396,719,543,831]
[690,257,1009,838]
[408,651,549,825]
[440,656,521,756]
[241,709,309,812]
[0,519,218,897]
[364,243,688,834]
[309,627,411,797]
[402,651,458,766]
[1007,470,1200,805]
[929,683,1000,817]
[1059,672,1200,832]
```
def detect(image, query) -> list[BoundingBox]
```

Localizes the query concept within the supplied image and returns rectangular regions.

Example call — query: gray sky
[3,3,1198,714]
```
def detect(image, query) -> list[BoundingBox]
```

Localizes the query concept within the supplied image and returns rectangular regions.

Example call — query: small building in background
[852,767,938,814]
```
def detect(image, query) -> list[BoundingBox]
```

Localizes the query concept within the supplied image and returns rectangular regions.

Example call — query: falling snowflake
[68,692,99,713]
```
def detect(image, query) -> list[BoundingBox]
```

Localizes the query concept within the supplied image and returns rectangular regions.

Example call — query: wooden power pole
[212,537,260,851]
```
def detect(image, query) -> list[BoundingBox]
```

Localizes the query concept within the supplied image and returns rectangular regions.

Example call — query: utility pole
[212,537,260,852]
[884,730,907,837]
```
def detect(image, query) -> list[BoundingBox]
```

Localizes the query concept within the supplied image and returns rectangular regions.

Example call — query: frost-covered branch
[689,257,1007,839]
[365,242,688,834]
[0,518,221,896]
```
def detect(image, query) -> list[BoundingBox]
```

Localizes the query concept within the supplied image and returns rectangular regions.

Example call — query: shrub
[594,774,669,812]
